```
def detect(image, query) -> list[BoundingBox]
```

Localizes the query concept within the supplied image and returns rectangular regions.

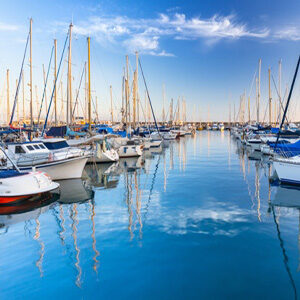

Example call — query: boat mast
[121,68,125,124]
[35,85,39,121]
[54,39,57,125]
[125,55,130,134]
[29,18,33,128]
[84,61,87,122]
[67,23,73,126]
[229,102,231,126]
[6,69,9,125]
[255,77,258,124]
[42,64,48,119]
[278,59,282,124]
[248,96,250,124]
[233,103,235,124]
[144,90,147,127]
[16,79,19,123]
[110,85,113,123]
[137,92,140,125]
[257,58,261,124]
[22,70,25,122]
[60,81,64,123]
[136,52,139,126]
[162,84,165,123]
[132,51,138,129]
[87,37,91,131]
[268,68,272,125]
[170,98,173,125]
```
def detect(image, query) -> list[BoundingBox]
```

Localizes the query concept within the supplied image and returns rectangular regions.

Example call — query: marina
[1,0,300,298]
[1,132,300,298]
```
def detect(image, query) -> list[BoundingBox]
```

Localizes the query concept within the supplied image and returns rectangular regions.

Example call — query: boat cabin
[7,142,49,155]
[39,138,70,151]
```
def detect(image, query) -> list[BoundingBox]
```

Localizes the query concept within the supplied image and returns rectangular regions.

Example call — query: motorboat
[211,123,218,131]
[4,139,90,180]
[110,137,143,158]
[218,123,225,131]
[0,148,59,204]
[0,170,59,204]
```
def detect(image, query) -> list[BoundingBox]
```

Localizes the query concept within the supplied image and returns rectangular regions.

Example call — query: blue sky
[0,0,300,122]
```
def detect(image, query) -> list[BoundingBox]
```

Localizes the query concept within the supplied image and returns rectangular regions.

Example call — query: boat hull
[0,171,59,204]
[118,145,143,158]
[18,156,89,180]
[273,160,300,185]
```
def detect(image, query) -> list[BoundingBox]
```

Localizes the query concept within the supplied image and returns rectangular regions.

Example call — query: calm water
[1,131,300,299]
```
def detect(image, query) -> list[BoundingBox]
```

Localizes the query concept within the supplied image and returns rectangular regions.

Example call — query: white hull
[88,149,119,163]
[273,159,300,185]
[246,141,261,151]
[118,145,143,158]
[0,171,59,197]
[19,156,88,180]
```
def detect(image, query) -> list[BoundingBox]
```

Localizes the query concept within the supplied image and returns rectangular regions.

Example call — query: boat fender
[48,153,54,162]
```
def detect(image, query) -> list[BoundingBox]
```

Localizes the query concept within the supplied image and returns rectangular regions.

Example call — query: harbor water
[1,131,300,299]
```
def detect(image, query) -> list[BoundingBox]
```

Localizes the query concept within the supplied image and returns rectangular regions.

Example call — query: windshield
[43,141,69,150]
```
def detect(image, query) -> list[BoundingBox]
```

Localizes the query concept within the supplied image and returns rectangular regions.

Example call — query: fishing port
[1,1,300,299]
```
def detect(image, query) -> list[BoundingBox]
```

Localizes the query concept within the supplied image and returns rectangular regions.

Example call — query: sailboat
[272,56,300,185]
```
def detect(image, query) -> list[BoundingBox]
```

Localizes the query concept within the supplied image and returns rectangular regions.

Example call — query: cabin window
[39,144,46,149]
[26,145,34,151]
[15,146,26,154]
[33,145,40,149]
[43,141,69,150]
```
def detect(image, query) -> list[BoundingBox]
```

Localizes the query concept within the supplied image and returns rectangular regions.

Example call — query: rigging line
[271,74,289,124]
[9,31,30,125]
[71,64,85,120]
[90,43,122,112]
[138,58,160,134]
[41,29,70,136]
[248,69,257,98]
[37,45,54,124]
[91,94,100,124]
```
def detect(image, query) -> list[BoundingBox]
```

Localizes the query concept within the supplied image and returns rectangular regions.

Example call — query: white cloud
[123,35,159,52]
[274,26,300,41]
[0,22,18,31]
[53,12,276,56]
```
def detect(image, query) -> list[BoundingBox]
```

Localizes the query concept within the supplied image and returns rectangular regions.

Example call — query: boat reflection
[271,203,298,300]
[272,186,300,208]
[0,192,59,227]
[57,179,94,204]
[84,163,119,189]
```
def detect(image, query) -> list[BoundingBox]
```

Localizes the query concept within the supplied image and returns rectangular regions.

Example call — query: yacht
[4,139,90,180]
[109,137,143,158]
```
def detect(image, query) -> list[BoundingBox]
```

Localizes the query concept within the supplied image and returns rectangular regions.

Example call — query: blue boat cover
[0,170,28,179]
[269,139,300,157]
[46,126,67,137]
[66,127,86,137]
[271,128,279,134]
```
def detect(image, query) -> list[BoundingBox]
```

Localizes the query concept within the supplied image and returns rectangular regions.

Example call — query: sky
[0,0,300,123]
